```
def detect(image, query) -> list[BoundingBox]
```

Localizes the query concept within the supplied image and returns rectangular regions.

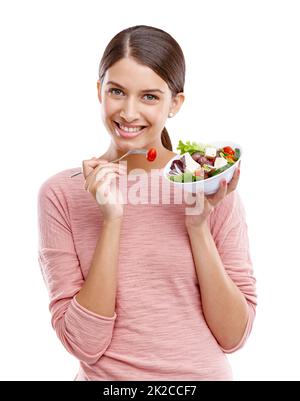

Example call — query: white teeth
[119,123,144,132]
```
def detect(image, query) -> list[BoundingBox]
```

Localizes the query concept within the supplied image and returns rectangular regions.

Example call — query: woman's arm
[76,218,122,317]
[38,172,121,364]
[187,221,249,351]
[76,157,126,317]
[185,167,256,352]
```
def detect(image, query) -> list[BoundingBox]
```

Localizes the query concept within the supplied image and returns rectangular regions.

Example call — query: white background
[0,0,299,381]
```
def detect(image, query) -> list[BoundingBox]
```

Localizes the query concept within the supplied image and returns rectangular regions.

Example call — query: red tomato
[147,148,157,162]
[223,146,235,155]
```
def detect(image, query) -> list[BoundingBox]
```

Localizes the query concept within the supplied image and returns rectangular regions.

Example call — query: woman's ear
[170,92,185,116]
[97,80,102,103]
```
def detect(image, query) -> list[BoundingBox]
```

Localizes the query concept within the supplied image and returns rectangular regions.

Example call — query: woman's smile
[113,121,148,139]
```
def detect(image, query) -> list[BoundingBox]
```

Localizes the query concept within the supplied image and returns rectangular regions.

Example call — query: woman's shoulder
[38,167,84,200]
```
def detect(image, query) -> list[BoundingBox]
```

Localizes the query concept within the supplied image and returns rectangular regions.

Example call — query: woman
[37,25,257,381]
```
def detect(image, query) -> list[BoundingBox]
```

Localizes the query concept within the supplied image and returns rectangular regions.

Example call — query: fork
[69,149,148,178]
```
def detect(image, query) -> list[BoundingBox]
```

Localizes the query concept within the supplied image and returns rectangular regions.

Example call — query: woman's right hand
[82,157,127,221]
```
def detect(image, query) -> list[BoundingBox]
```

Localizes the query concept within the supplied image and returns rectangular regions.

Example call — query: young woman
[37,25,257,381]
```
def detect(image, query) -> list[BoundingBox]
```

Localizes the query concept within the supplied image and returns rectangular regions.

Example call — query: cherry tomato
[146,148,157,162]
[223,146,235,155]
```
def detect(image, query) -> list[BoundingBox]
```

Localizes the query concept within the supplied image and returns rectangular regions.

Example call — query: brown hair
[98,25,186,151]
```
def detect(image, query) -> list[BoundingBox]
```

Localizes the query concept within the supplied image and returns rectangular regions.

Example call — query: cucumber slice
[210,164,231,176]
[182,172,194,182]
[169,174,183,182]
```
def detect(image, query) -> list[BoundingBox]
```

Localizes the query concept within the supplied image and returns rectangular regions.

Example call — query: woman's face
[97,57,179,153]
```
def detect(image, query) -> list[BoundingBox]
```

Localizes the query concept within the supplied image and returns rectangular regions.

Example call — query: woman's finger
[94,172,122,203]
[207,179,228,206]
[84,162,126,190]
[85,165,126,192]
[82,158,108,179]
[95,166,126,185]
[94,164,126,183]
[227,166,240,194]
[93,162,126,177]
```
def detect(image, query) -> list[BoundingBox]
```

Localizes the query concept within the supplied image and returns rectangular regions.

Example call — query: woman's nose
[120,98,140,121]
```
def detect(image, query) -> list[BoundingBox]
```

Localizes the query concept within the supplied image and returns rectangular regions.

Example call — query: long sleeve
[209,190,257,353]
[37,176,117,365]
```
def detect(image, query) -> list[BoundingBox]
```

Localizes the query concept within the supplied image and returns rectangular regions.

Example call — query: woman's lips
[113,121,147,138]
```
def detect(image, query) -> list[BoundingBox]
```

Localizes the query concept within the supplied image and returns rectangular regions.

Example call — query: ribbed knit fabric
[37,167,257,381]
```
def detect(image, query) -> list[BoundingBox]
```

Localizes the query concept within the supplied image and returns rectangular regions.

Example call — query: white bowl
[163,141,242,195]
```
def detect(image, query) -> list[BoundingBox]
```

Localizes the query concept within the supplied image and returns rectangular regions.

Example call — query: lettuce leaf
[176,140,210,155]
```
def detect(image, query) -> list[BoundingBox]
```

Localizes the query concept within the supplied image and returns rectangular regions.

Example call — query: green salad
[167,140,241,183]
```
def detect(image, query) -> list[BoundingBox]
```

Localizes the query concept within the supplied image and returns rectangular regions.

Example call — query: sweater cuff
[61,297,117,364]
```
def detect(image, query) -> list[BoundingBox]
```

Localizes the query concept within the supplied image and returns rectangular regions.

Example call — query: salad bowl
[163,140,242,195]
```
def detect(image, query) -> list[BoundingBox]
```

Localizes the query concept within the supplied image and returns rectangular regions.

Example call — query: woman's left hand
[185,162,241,230]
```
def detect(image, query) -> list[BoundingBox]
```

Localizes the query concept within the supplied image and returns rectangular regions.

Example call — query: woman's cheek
[102,98,116,116]
[147,108,163,126]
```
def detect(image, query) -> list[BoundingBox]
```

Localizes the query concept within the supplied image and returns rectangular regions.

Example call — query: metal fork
[69,149,147,178]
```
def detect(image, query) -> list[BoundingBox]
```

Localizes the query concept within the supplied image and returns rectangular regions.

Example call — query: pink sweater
[37,167,257,381]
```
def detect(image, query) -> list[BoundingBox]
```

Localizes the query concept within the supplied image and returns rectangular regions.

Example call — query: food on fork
[70,147,157,178]
[146,148,157,162]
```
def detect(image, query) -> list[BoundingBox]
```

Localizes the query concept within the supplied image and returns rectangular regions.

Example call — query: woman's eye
[109,88,124,96]
[108,88,158,101]
[144,94,158,101]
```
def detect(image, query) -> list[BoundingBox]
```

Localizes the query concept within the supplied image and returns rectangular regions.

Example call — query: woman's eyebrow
[106,80,164,94]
